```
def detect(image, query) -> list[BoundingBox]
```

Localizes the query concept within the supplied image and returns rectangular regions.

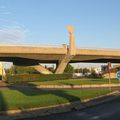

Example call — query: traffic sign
[117,71,120,79]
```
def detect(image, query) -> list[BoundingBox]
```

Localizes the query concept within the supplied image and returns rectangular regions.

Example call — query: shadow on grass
[0,84,81,119]
[0,83,118,119]
[0,91,7,111]
[10,85,80,103]
[0,84,82,119]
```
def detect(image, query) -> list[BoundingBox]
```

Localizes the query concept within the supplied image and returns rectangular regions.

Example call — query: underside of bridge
[0,57,120,65]
[0,56,120,74]
[0,57,59,66]
[71,59,120,63]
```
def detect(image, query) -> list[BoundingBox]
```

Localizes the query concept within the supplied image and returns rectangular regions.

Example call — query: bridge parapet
[0,44,65,48]
[76,48,120,56]
[77,47,120,51]
[0,46,67,54]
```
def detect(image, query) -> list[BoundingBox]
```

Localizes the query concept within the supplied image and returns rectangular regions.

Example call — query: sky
[0,0,120,68]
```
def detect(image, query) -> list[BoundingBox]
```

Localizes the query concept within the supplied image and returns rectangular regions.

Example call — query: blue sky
[0,0,120,48]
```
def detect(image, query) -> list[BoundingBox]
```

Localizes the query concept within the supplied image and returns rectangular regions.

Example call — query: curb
[0,91,120,120]
[35,84,120,89]
[0,84,120,89]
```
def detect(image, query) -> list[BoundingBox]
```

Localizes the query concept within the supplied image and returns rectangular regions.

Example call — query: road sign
[117,71,120,79]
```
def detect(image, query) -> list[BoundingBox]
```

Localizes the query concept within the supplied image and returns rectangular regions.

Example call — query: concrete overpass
[0,26,120,74]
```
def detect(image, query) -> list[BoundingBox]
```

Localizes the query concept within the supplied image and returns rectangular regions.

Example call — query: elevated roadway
[0,26,120,74]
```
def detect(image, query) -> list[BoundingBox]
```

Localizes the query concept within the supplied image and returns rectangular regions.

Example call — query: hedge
[6,74,72,84]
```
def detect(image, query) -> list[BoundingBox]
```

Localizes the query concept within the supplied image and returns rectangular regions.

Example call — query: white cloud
[0,26,28,44]
[0,11,11,15]
[0,5,28,44]
[0,5,11,15]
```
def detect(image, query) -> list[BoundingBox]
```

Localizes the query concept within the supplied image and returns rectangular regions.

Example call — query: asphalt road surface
[19,95,120,120]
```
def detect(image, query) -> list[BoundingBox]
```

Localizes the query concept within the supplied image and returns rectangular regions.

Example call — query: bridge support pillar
[33,64,52,74]
[55,55,74,74]
[55,25,76,74]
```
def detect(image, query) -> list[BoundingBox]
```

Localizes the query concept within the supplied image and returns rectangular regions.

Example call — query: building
[103,66,120,79]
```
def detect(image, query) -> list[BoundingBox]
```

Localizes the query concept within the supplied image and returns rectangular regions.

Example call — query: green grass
[6,74,72,84]
[0,88,110,111]
[29,78,119,86]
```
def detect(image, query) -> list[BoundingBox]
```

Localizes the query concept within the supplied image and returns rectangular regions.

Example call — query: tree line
[5,64,97,75]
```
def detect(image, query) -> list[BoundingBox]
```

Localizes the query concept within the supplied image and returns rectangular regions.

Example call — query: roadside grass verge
[29,78,119,86]
[6,74,119,86]
[0,88,111,111]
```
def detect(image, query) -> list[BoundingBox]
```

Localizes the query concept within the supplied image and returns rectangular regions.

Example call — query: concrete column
[55,25,76,74]
[55,55,73,74]
[68,25,76,55]
[33,64,52,74]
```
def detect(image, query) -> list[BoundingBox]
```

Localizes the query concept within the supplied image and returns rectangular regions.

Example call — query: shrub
[6,74,72,84]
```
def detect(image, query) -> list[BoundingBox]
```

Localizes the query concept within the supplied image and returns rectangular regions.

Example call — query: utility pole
[107,62,112,91]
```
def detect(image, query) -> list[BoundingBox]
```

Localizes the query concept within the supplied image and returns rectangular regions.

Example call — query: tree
[90,68,98,78]
[83,68,90,74]
[64,64,74,74]
[47,67,55,73]
[74,68,83,73]
[6,65,39,75]
[5,66,15,75]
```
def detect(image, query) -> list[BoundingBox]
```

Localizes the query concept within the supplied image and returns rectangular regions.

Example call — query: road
[18,95,120,120]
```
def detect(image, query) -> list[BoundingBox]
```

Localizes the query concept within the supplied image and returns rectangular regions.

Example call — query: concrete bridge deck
[0,46,120,63]
[0,26,120,74]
